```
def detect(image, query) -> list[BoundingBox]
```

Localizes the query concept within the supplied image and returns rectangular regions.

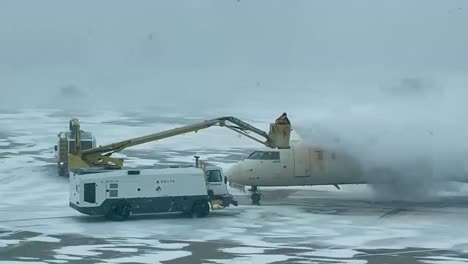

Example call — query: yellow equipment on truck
[55,116,291,176]
[54,118,96,176]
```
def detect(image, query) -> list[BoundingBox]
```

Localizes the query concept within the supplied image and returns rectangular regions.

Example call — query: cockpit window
[246,151,280,160]
[246,151,263,159]
[261,152,280,160]
[206,170,223,182]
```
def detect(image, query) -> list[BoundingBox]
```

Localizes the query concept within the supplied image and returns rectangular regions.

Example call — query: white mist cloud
[293,74,468,201]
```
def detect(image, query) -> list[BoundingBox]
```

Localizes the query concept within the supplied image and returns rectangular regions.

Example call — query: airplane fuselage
[227,143,364,187]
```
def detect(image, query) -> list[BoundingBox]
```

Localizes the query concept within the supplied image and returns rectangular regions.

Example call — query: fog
[1,1,468,200]
[1,1,467,110]
[294,77,468,201]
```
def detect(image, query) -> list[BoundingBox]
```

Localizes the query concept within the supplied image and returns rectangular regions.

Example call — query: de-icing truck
[69,159,237,220]
[63,116,291,220]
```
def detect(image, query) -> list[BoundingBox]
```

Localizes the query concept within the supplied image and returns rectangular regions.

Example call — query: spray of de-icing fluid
[293,77,468,202]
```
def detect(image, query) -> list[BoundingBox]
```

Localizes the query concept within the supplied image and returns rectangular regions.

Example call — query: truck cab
[203,165,238,208]
[54,131,96,176]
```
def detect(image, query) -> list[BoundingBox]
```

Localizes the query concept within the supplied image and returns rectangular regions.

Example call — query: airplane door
[293,146,311,178]
[311,148,325,174]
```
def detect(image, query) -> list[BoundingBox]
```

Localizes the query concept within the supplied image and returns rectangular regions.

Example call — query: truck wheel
[192,200,210,218]
[105,202,131,221]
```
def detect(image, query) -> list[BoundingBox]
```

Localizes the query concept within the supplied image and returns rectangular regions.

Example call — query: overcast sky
[0,0,467,111]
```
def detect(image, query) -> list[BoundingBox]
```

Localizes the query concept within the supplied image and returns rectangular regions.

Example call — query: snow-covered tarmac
[1,109,468,264]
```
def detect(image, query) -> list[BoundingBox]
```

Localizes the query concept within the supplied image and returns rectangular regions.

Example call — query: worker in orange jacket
[275,113,291,125]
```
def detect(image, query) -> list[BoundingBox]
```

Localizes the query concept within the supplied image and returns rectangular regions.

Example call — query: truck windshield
[68,140,93,153]
[207,170,223,182]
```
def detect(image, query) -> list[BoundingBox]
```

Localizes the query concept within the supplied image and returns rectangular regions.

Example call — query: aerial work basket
[268,124,291,149]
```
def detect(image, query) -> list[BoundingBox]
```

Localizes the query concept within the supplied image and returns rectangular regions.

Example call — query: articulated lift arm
[69,116,290,171]
[69,118,81,155]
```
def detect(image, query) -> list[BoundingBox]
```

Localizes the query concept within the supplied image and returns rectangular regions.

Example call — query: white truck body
[70,166,236,220]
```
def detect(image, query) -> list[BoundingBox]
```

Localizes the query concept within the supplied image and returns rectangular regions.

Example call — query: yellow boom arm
[69,116,290,171]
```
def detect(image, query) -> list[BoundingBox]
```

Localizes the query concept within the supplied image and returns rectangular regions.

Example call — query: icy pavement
[1,109,468,263]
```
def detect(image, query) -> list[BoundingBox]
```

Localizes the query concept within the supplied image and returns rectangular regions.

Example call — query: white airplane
[226,141,468,204]
[226,142,368,204]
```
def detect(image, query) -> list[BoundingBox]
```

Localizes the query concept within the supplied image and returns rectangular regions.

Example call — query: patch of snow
[101,250,191,264]
[27,235,61,243]
[52,241,186,259]
[298,249,360,258]
[165,156,196,164]
[229,235,282,248]
[53,255,83,260]
[420,256,468,264]
[0,262,46,264]
[54,245,106,257]
[0,239,21,247]
[122,239,189,250]
[421,261,467,264]
[259,233,310,239]
[182,239,205,243]
[99,247,138,253]
[220,227,247,233]
[208,254,291,264]
[220,247,269,254]
[297,258,367,264]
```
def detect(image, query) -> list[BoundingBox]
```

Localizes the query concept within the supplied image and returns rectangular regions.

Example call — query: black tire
[251,193,261,205]
[192,200,210,218]
[105,201,131,221]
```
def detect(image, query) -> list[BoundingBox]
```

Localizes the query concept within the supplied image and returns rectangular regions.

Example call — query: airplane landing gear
[249,186,261,205]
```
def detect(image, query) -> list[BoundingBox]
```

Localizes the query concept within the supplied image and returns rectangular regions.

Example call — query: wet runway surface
[1,109,468,263]
[2,188,468,264]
